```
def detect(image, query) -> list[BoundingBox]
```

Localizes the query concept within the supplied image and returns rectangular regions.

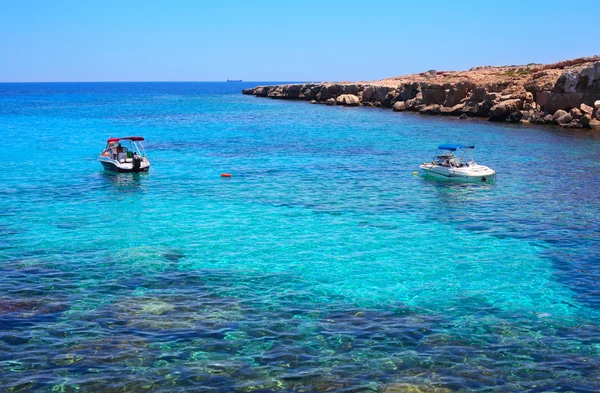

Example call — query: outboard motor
[133,156,142,172]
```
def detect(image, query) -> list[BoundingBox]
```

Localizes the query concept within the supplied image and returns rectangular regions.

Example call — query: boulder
[336,94,360,106]
[506,111,524,123]
[405,98,421,110]
[521,110,534,123]
[556,113,573,125]
[419,104,442,115]
[310,100,317,104]
[392,101,406,112]
[564,120,583,129]
[440,103,466,116]
[589,119,600,130]
[553,109,568,121]
[525,92,534,103]
[530,112,545,124]
[544,114,555,123]
[595,109,600,120]
[569,108,583,119]
[523,102,535,111]
[580,114,591,127]
[489,99,523,121]
[580,103,594,115]
[595,100,600,109]
[325,98,336,106]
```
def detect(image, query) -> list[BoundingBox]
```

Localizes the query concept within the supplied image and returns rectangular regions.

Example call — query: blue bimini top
[438,144,475,151]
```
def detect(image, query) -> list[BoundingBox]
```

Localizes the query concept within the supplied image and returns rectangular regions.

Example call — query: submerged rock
[381,382,453,393]
[163,250,185,262]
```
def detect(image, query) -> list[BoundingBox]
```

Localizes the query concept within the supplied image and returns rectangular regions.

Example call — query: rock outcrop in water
[243,56,600,130]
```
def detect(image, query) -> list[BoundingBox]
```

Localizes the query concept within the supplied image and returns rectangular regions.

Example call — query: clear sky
[0,0,597,82]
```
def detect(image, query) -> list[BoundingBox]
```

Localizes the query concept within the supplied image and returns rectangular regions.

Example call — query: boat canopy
[438,143,475,151]
[107,136,145,143]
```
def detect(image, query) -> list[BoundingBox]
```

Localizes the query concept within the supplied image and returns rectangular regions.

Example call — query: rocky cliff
[243,56,600,130]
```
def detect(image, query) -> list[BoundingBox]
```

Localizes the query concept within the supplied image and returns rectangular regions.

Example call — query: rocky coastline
[243,56,600,130]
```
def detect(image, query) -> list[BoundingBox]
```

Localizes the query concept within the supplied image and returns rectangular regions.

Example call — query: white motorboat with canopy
[98,136,150,173]
[419,144,495,182]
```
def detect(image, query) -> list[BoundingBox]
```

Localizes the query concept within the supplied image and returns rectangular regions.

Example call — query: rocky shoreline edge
[243,57,600,130]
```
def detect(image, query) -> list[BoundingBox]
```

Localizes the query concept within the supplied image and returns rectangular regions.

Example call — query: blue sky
[0,0,597,82]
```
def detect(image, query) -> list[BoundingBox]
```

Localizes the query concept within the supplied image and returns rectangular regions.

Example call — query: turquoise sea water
[1,82,600,392]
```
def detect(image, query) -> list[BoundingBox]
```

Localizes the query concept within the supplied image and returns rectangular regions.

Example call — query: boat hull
[99,157,150,173]
[419,164,495,182]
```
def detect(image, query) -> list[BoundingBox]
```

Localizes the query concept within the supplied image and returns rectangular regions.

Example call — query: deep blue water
[1,82,600,392]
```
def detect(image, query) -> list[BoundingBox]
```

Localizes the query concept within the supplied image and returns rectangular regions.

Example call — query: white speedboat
[98,136,150,173]
[419,144,495,182]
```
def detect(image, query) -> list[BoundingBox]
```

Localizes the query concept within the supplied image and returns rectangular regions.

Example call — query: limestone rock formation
[242,55,600,128]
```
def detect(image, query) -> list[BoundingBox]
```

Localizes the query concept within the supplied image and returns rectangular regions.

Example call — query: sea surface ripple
[1,82,600,392]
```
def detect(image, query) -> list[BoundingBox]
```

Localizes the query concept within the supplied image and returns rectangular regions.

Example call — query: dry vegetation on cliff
[243,56,600,129]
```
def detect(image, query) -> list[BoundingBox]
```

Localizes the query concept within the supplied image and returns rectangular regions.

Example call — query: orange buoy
[221,173,232,178]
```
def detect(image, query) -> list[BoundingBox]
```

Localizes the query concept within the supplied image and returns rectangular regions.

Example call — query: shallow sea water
[1,82,600,392]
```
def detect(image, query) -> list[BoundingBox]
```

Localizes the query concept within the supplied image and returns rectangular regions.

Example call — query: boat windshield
[100,139,146,161]
[432,147,475,167]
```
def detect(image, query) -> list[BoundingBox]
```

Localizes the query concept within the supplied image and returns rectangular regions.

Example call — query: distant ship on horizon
[227,79,243,82]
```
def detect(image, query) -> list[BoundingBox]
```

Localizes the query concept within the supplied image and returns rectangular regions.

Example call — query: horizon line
[0,80,309,84]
